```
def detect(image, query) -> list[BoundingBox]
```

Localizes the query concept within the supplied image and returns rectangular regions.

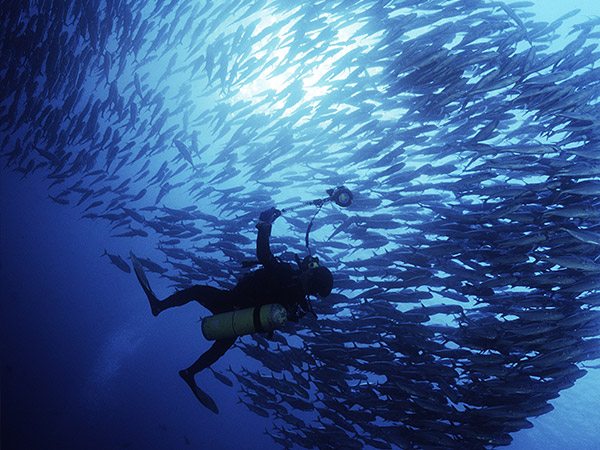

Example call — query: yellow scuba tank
[201,303,288,341]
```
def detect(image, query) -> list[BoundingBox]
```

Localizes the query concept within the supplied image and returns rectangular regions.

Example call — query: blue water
[3,164,600,450]
[2,1,600,449]
[1,169,273,449]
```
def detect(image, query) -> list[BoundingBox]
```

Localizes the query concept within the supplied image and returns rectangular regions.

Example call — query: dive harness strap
[252,306,264,333]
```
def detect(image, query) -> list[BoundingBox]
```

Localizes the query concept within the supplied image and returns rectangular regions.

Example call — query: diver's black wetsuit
[156,221,310,379]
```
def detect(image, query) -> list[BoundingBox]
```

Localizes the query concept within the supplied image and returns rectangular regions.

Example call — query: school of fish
[2,0,600,448]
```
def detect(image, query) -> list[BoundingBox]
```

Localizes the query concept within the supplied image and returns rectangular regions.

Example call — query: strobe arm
[280,185,353,214]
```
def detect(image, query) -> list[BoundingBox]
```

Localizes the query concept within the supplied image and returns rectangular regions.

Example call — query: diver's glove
[257,207,281,226]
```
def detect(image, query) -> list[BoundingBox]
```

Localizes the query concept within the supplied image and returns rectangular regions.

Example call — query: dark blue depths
[1,0,600,449]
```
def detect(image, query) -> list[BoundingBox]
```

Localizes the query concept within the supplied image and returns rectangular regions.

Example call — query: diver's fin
[130,251,160,316]
[179,370,219,414]
[130,251,151,291]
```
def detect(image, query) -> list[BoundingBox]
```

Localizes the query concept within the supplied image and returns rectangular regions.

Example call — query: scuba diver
[131,206,335,413]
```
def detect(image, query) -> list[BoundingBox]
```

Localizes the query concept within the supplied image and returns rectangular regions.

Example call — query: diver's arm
[284,295,313,323]
[299,296,316,318]
[256,207,281,266]
[256,222,275,265]
[285,302,301,322]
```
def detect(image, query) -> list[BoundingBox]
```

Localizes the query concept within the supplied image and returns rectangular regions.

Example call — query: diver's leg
[131,251,232,317]
[179,337,236,414]
[181,338,236,377]
[154,285,232,316]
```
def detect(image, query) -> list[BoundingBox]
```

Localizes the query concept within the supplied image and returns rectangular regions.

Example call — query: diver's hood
[308,266,333,297]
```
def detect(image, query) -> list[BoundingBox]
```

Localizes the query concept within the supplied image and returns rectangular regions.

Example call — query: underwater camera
[326,185,353,208]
